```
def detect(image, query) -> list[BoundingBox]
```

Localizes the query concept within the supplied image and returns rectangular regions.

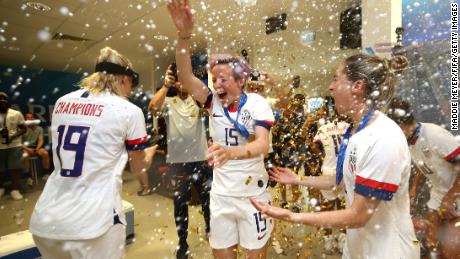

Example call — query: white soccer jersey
[30,89,149,240]
[342,112,419,259]
[206,91,274,197]
[409,123,460,210]
[314,121,349,200]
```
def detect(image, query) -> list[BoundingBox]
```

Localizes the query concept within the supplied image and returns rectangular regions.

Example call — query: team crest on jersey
[418,161,434,175]
[422,147,432,159]
[240,110,252,127]
[348,146,357,174]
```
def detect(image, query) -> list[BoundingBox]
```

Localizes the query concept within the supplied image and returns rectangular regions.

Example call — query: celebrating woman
[167,1,274,258]
[252,54,420,258]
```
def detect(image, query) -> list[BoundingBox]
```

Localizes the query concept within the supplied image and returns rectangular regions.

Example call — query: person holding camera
[149,64,211,259]
[0,91,27,200]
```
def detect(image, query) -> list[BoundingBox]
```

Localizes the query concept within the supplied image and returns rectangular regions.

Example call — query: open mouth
[218,93,227,99]
[216,89,227,99]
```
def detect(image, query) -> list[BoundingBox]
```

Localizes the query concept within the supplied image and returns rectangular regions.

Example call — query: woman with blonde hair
[30,47,156,259]
[253,53,421,259]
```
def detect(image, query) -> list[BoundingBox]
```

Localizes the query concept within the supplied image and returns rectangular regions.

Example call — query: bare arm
[148,65,176,112]
[297,175,337,190]
[252,193,380,229]
[261,72,289,109]
[207,126,270,168]
[36,134,44,150]
[148,86,168,113]
[128,145,157,188]
[273,83,290,110]
[167,0,209,104]
[270,166,336,190]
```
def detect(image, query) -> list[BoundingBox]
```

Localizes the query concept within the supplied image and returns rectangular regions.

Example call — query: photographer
[149,64,211,259]
[0,92,26,200]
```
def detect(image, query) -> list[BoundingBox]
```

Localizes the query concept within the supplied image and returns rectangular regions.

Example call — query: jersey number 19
[56,125,90,177]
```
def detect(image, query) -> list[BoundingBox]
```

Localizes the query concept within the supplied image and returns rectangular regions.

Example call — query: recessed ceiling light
[26,2,52,12]
[153,35,168,40]
[234,0,257,8]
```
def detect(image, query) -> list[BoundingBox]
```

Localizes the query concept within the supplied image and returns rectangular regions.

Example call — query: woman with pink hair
[167,1,274,258]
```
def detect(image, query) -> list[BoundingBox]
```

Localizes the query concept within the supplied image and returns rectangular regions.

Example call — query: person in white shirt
[387,98,460,259]
[29,47,157,259]
[252,53,420,259]
[0,92,26,200]
[167,2,274,258]
[149,64,211,259]
[311,97,349,253]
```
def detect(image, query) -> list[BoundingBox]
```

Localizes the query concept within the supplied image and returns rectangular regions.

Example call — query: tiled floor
[0,172,340,259]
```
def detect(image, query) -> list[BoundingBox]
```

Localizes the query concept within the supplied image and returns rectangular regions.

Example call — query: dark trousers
[0,147,24,190]
[170,161,211,246]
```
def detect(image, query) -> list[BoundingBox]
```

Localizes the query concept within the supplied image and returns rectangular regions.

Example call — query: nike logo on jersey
[212,113,223,117]
[257,233,267,240]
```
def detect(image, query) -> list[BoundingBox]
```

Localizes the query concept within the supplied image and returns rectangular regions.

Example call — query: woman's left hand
[250,198,294,222]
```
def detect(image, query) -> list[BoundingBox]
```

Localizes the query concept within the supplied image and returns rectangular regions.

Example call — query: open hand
[207,143,230,169]
[166,0,194,38]
[250,198,293,221]
[269,166,298,185]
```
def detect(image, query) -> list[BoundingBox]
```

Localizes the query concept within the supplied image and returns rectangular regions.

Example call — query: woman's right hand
[166,0,194,38]
[269,167,299,185]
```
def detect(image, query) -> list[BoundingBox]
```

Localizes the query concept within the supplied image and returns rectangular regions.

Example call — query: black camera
[170,63,178,81]
[166,63,179,97]
[1,127,9,144]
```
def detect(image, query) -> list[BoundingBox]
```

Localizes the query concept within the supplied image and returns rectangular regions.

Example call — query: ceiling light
[153,35,168,40]
[300,31,316,45]
[234,0,257,8]
[26,2,51,12]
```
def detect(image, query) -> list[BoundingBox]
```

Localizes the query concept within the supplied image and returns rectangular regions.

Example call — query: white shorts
[33,224,125,259]
[209,190,273,250]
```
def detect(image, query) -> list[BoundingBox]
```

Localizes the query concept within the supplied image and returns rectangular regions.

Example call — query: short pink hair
[209,54,252,83]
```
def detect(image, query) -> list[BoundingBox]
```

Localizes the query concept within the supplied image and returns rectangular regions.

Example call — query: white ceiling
[0,0,357,95]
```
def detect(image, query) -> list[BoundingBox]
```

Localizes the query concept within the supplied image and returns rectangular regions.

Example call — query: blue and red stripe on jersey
[444,146,460,163]
[255,120,274,130]
[125,135,150,151]
[354,175,399,201]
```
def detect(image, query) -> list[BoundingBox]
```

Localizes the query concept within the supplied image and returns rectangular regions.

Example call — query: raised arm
[148,65,175,113]
[166,0,209,104]
[264,73,289,109]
